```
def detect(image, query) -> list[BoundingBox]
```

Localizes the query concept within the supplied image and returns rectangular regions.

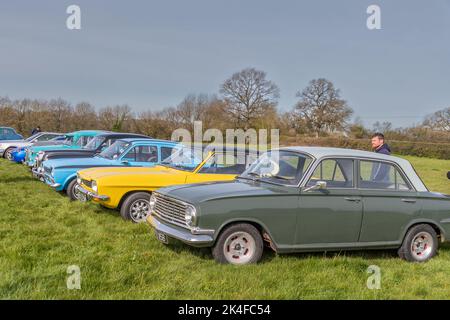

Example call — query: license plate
[155,230,169,244]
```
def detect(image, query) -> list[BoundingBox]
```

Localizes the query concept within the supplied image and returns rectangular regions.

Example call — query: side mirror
[303,181,327,192]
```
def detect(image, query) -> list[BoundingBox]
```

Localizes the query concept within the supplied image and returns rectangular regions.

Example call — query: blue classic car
[0,132,63,160]
[0,127,23,140]
[43,138,179,200]
[11,135,67,163]
[25,130,107,167]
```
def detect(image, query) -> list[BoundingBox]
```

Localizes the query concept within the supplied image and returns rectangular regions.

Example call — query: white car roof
[279,146,428,192]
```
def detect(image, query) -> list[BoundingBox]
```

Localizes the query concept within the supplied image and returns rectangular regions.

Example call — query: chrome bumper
[31,168,45,180]
[75,184,109,201]
[42,172,61,189]
[147,214,214,247]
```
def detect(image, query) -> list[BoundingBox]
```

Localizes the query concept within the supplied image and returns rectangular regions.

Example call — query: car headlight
[38,152,45,160]
[76,174,81,185]
[91,180,98,193]
[149,194,156,212]
[185,205,197,227]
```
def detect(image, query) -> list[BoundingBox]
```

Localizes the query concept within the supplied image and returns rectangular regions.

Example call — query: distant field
[0,155,449,299]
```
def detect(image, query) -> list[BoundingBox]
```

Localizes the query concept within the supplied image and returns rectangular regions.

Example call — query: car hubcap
[6,150,13,160]
[129,200,150,222]
[223,231,255,265]
[72,184,84,201]
[411,232,433,261]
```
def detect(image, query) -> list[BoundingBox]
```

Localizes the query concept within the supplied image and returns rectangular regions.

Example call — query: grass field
[0,155,449,299]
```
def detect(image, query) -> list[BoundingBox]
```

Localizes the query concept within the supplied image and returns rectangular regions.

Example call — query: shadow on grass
[161,242,450,264]
[162,239,278,264]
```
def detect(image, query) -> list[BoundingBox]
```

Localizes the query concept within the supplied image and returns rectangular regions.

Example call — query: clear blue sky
[1,0,449,127]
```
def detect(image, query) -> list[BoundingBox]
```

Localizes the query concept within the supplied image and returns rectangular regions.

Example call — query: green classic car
[148,147,450,265]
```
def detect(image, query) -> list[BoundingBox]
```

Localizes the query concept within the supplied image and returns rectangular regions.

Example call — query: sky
[0,0,449,128]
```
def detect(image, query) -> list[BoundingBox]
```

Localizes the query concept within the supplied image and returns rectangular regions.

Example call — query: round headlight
[76,175,81,185]
[185,206,197,227]
[91,180,98,192]
[149,194,156,211]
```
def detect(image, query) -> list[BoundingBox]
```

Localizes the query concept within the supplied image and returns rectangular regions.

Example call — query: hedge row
[281,136,450,160]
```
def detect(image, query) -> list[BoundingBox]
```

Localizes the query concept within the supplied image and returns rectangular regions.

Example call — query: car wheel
[212,223,263,265]
[4,148,14,160]
[67,179,83,201]
[120,192,151,223]
[398,224,438,262]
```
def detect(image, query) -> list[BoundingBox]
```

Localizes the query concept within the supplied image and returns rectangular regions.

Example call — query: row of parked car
[1,128,450,265]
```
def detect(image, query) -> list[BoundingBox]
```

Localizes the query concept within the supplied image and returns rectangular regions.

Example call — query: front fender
[213,217,281,251]
[62,173,78,191]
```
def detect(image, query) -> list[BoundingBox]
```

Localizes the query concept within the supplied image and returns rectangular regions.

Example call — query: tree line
[0,68,449,143]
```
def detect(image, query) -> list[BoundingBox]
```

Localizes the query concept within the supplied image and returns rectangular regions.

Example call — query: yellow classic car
[75,146,258,222]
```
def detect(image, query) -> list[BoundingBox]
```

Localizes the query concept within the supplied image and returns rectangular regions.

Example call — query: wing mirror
[303,181,327,192]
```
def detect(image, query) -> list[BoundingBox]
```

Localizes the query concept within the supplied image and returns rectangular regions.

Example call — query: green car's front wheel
[212,223,264,265]
[120,192,151,223]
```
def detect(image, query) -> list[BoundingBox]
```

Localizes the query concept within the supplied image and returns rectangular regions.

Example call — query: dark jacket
[371,143,391,181]
[375,143,391,155]
[31,128,41,135]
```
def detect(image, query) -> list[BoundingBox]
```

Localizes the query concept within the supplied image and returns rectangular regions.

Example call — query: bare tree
[48,98,73,132]
[98,105,132,131]
[72,102,98,130]
[175,94,225,132]
[373,121,393,133]
[423,107,450,132]
[293,78,353,137]
[220,68,280,129]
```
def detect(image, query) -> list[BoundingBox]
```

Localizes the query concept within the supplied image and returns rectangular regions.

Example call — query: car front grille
[153,194,188,228]
[81,179,92,188]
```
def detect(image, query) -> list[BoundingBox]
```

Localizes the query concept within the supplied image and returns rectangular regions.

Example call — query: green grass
[0,155,449,299]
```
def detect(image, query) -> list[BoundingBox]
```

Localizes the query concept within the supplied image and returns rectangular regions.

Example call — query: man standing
[370,132,391,182]
[371,132,391,155]
[31,126,41,136]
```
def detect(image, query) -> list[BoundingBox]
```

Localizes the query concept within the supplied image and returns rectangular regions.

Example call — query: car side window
[161,146,176,161]
[199,153,248,174]
[99,139,114,151]
[123,145,158,162]
[36,134,55,141]
[359,160,412,191]
[306,158,354,188]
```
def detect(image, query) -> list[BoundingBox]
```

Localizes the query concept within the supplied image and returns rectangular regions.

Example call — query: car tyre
[120,192,151,223]
[398,224,438,262]
[212,223,263,265]
[67,179,82,201]
[4,147,15,160]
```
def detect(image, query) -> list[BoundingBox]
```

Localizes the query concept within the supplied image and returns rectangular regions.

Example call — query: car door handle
[401,199,417,203]
[345,197,361,203]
